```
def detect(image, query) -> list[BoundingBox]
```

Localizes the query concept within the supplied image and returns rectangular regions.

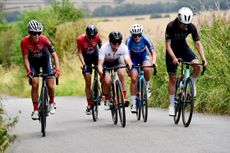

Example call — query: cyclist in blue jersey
[165,7,208,116]
[126,24,157,113]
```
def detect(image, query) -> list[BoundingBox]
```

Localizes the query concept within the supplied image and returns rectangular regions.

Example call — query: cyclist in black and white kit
[165,7,208,116]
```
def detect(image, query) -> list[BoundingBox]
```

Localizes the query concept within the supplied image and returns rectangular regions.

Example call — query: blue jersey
[126,34,154,65]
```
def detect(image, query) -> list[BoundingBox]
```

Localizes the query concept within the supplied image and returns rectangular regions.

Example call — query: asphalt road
[2,95,230,153]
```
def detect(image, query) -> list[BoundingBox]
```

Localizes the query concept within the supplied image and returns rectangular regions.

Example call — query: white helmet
[178,7,193,24]
[28,20,43,32]
[129,24,143,34]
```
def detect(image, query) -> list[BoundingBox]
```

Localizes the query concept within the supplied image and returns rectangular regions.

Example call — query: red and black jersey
[21,35,55,58]
[76,34,102,55]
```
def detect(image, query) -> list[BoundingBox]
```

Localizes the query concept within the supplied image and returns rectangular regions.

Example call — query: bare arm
[98,58,104,77]
[51,52,60,70]
[166,40,179,65]
[195,41,208,66]
[23,54,31,73]
[150,50,157,66]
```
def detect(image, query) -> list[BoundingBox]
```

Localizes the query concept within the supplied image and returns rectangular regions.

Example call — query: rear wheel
[110,84,117,124]
[92,80,99,122]
[116,80,126,127]
[182,78,194,127]
[174,78,181,124]
[141,79,148,122]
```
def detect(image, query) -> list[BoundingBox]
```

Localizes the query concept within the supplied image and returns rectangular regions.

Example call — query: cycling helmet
[28,20,43,32]
[129,24,143,34]
[86,25,98,37]
[109,31,122,45]
[178,7,193,24]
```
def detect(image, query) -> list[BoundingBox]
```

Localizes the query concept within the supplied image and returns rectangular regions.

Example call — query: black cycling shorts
[166,45,197,76]
[29,51,54,76]
[83,52,98,74]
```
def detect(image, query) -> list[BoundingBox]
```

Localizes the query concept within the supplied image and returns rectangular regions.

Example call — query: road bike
[90,65,103,122]
[30,73,58,136]
[132,64,157,122]
[104,65,129,128]
[174,59,205,127]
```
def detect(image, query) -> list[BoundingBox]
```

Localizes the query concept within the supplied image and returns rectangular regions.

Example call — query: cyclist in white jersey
[98,31,132,110]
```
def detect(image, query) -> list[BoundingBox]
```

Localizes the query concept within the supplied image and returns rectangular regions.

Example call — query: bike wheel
[141,79,148,122]
[136,98,141,120]
[39,87,48,137]
[92,80,99,122]
[174,78,181,124]
[182,77,194,127]
[116,80,126,127]
[110,84,118,124]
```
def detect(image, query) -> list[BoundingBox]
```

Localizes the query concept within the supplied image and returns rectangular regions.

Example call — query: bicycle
[132,64,157,122]
[174,59,206,127]
[104,65,129,128]
[88,65,103,122]
[30,73,58,136]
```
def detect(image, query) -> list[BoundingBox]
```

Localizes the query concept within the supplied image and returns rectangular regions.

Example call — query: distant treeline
[92,0,230,17]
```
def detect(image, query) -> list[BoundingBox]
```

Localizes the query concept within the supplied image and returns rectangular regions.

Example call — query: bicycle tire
[141,79,148,122]
[182,77,194,127]
[110,84,118,124]
[116,80,126,127]
[174,78,181,124]
[92,80,99,122]
[39,86,48,137]
[136,98,141,120]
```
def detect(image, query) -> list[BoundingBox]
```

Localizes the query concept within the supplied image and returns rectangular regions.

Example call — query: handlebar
[178,58,206,75]
[132,64,157,75]
[29,72,59,85]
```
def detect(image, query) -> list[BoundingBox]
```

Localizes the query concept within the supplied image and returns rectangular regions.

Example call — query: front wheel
[92,80,99,122]
[141,79,148,122]
[110,84,117,125]
[39,87,48,137]
[182,78,194,127]
[174,78,181,124]
[116,80,126,127]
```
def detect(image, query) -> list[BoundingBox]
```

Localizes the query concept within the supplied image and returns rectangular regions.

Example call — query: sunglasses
[111,40,121,46]
[30,32,42,36]
[132,33,142,38]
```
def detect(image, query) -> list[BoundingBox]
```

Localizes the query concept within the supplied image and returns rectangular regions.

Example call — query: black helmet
[109,31,122,45]
[86,25,98,38]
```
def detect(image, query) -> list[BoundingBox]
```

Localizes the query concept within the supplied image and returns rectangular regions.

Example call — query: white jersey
[99,42,130,62]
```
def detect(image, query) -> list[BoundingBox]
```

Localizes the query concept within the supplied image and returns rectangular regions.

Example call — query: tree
[0,0,5,23]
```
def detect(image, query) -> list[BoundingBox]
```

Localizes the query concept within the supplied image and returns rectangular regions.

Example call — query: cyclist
[126,24,157,113]
[21,20,60,120]
[98,31,132,110]
[165,7,208,116]
[76,25,102,115]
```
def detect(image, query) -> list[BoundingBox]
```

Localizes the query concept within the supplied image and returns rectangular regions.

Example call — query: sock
[33,102,38,111]
[87,99,92,107]
[169,95,175,106]
[50,97,54,104]
[191,77,197,86]
[123,91,127,99]
[131,96,136,105]
[146,81,150,89]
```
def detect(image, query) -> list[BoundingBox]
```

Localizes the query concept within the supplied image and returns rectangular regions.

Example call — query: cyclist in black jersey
[165,7,208,116]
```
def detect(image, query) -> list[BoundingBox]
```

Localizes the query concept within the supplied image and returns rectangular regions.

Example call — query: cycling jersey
[126,34,154,69]
[165,18,199,75]
[165,18,200,52]
[99,42,129,63]
[21,35,55,75]
[21,35,55,58]
[77,34,102,55]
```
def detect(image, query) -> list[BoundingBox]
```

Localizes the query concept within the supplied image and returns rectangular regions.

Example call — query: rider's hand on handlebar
[27,70,33,78]
[55,69,60,77]
[202,59,208,67]
[173,57,180,65]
